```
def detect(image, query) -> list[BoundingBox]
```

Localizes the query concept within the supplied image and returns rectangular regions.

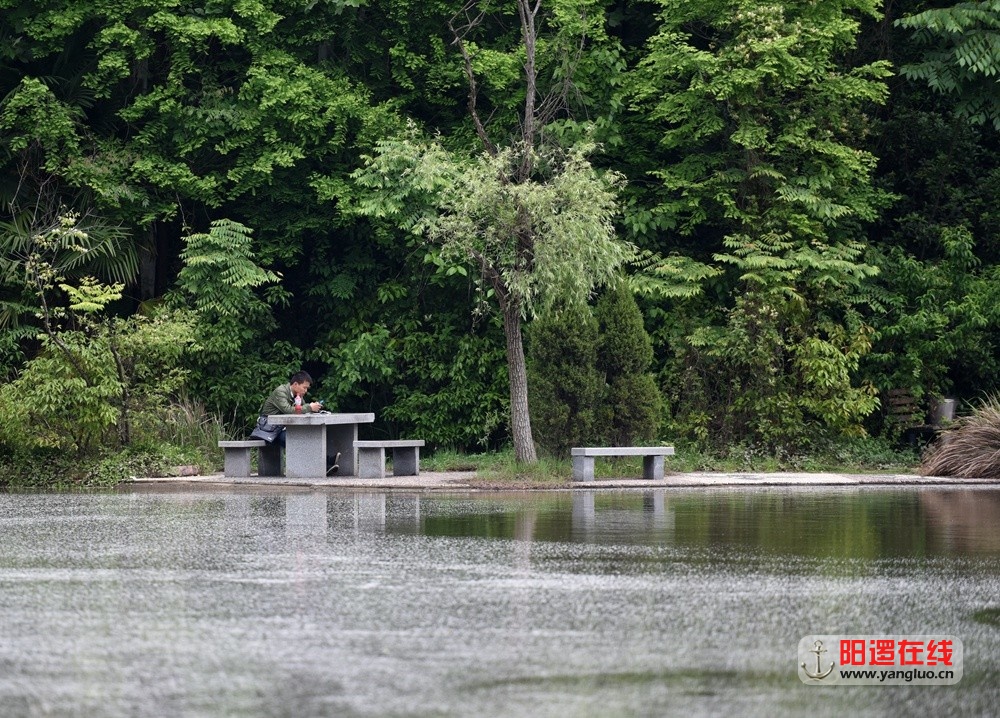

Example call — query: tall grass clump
[920,396,1000,478]
[159,397,229,455]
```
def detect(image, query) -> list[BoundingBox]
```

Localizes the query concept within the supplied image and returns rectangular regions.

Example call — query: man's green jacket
[259,383,316,416]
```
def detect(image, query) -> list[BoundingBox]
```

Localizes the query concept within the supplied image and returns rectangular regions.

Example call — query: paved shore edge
[128,471,1000,491]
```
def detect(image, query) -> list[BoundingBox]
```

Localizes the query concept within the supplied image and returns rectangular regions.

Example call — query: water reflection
[129,486,1000,559]
[570,491,673,541]
[407,487,1000,558]
[919,489,1000,554]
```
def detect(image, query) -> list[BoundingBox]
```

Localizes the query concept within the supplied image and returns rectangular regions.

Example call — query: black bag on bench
[250,416,283,444]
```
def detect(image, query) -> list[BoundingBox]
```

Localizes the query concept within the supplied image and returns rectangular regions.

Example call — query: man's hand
[309,401,322,412]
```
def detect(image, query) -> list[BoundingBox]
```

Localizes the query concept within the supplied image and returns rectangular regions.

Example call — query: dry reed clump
[920,398,1000,478]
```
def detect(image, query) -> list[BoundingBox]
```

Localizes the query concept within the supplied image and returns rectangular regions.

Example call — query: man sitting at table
[259,370,323,447]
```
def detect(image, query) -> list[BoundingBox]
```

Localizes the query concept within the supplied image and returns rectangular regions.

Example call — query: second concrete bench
[354,440,425,479]
[571,446,675,482]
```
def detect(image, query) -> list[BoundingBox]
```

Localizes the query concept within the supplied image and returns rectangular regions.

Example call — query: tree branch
[467,245,509,307]
[517,0,542,180]
[449,3,497,156]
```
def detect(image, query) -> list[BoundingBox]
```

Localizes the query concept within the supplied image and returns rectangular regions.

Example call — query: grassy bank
[421,438,922,488]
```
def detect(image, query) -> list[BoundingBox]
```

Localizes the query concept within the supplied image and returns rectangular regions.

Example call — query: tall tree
[626,0,891,447]
[353,135,631,462]
[352,0,634,462]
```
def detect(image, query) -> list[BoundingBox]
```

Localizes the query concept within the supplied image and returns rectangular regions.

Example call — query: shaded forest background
[2,0,999,469]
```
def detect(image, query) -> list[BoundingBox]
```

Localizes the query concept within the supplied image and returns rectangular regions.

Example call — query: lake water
[1,486,998,717]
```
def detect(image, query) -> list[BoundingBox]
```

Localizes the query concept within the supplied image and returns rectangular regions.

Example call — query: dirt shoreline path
[128,471,1000,491]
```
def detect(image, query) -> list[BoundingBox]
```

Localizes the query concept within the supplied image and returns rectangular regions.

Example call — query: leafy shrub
[0,330,120,452]
[660,292,878,452]
[864,225,1000,423]
[380,326,509,451]
[0,308,196,453]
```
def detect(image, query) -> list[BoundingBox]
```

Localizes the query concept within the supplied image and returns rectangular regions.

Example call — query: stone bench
[218,440,282,478]
[571,446,676,482]
[354,440,425,479]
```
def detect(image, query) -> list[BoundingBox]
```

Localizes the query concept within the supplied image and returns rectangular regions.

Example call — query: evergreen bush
[527,308,604,458]
[595,284,663,446]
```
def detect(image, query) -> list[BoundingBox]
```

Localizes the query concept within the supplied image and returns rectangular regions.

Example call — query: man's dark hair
[289,370,313,385]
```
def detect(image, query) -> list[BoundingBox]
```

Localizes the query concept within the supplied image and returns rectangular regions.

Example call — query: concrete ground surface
[130,470,1000,490]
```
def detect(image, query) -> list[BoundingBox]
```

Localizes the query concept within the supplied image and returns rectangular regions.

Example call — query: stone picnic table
[268,412,375,479]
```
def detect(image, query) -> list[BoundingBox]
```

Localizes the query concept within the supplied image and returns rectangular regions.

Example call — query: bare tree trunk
[518,0,540,147]
[502,298,537,463]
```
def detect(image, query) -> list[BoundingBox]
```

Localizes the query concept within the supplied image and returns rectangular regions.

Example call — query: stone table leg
[285,425,327,478]
[326,423,359,476]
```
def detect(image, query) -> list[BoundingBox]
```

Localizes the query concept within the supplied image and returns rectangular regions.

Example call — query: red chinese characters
[838,638,954,667]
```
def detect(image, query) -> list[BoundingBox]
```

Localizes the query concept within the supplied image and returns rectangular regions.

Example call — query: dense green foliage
[170,218,293,421]
[896,0,1000,129]
[2,0,999,482]
[527,306,604,457]
[627,0,889,449]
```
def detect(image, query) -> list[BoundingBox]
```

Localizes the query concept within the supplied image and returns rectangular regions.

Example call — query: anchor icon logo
[801,639,836,680]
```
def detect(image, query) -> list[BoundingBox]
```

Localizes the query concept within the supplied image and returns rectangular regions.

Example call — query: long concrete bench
[355,440,425,479]
[218,440,282,478]
[571,446,675,482]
